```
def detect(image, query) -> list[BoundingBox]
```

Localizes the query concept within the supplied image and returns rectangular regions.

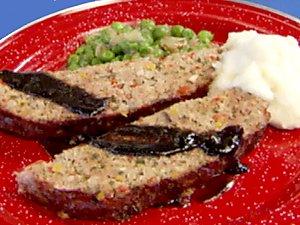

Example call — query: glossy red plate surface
[0,0,299,224]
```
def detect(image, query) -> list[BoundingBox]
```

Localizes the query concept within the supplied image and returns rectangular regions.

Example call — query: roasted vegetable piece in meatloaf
[16,89,270,220]
[0,47,219,138]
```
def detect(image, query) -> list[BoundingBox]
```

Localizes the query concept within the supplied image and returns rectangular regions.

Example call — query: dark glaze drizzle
[0,70,108,116]
[92,125,244,157]
[225,160,248,174]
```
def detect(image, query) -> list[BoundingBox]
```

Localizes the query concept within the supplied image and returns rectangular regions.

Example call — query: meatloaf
[0,47,219,138]
[15,89,270,220]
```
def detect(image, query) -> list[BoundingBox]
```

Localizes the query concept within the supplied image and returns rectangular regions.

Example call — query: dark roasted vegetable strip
[0,70,108,116]
[92,125,243,156]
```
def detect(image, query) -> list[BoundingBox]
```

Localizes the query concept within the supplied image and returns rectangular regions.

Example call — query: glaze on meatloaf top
[16,89,269,197]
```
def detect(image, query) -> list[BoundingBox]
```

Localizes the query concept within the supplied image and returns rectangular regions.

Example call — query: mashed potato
[211,30,300,129]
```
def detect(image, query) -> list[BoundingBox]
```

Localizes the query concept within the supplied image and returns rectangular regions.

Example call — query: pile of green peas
[67,19,214,70]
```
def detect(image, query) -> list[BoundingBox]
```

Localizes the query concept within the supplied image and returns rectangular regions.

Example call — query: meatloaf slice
[135,88,269,156]
[0,47,219,138]
[15,89,270,220]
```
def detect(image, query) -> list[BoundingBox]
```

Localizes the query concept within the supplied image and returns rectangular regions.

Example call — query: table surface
[0,0,299,39]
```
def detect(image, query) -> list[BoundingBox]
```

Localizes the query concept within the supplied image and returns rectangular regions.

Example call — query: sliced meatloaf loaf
[0,47,219,138]
[15,89,270,220]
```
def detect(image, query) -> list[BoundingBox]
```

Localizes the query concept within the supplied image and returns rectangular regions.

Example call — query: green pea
[79,55,90,67]
[76,45,86,54]
[111,55,121,62]
[140,19,156,31]
[68,54,79,65]
[111,22,125,32]
[198,30,214,44]
[141,29,154,45]
[91,58,102,65]
[117,41,126,51]
[182,28,196,39]
[192,42,206,50]
[152,48,165,57]
[85,35,97,44]
[68,63,80,70]
[99,29,111,44]
[111,58,118,62]
[152,25,169,40]
[68,54,79,70]
[115,55,124,61]
[111,55,124,62]
[171,25,184,37]
[138,42,152,55]
[119,41,139,54]
[83,45,95,60]
[111,44,123,54]
[99,50,115,62]
[123,54,132,60]
[118,41,129,53]
[76,45,94,65]
[122,25,133,33]
[153,40,162,48]
[128,42,139,52]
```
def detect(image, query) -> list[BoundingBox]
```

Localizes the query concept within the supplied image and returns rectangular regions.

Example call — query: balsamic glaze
[91,125,244,157]
[225,160,248,174]
[0,70,108,116]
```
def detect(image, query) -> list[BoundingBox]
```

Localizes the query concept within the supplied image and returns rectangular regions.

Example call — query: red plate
[0,0,299,224]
